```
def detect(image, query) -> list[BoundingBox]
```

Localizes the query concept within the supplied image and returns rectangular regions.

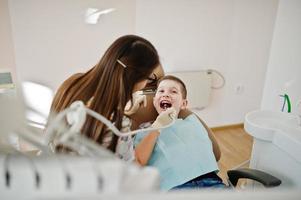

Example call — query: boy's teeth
[160,102,172,109]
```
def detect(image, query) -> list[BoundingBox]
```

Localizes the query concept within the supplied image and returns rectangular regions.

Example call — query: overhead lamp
[85,8,116,24]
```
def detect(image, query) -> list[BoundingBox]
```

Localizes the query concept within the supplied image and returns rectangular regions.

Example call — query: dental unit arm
[1,95,163,198]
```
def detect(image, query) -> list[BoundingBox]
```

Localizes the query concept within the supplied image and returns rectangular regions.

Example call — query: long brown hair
[49,35,160,152]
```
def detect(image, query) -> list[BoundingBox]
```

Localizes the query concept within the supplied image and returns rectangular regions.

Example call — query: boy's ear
[181,99,188,110]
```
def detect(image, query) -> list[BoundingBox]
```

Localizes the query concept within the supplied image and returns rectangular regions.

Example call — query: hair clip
[117,59,127,68]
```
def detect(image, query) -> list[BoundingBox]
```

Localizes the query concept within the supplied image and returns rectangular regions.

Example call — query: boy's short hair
[157,75,187,99]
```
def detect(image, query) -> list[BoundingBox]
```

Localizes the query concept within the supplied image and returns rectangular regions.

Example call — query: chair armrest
[227,168,281,188]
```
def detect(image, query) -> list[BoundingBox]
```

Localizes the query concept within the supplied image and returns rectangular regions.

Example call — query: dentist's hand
[124,91,147,116]
[151,107,176,129]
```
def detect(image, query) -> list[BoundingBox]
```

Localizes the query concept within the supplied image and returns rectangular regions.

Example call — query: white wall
[9,0,136,90]
[136,0,278,126]
[261,0,301,114]
[0,0,17,82]
[7,0,280,126]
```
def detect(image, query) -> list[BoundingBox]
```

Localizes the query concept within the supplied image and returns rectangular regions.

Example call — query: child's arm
[134,108,176,166]
[135,130,160,166]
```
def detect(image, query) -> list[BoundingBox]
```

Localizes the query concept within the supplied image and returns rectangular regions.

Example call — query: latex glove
[151,107,176,129]
[124,91,147,116]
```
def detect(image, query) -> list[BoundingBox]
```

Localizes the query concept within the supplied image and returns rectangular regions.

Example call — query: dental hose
[86,107,176,137]
[47,101,176,144]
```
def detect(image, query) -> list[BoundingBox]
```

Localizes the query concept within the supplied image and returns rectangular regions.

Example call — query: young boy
[134,75,224,190]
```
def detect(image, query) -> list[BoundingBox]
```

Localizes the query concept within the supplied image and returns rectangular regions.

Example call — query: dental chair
[180,109,281,188]
[130,66,281,189]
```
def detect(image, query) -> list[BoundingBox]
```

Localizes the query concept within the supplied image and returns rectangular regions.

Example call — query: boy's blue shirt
[134,114,219,190]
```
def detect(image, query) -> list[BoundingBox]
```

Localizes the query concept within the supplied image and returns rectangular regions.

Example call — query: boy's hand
[151,107,176,129]
[124,91,147,116]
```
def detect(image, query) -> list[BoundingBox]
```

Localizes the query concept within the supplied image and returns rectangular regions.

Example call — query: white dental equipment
[0,91,163,199]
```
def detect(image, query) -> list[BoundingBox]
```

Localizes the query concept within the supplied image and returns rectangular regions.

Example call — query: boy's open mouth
[160,100,172,109]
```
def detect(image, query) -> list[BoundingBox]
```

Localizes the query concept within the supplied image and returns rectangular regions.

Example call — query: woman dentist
[47,35,172,161]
